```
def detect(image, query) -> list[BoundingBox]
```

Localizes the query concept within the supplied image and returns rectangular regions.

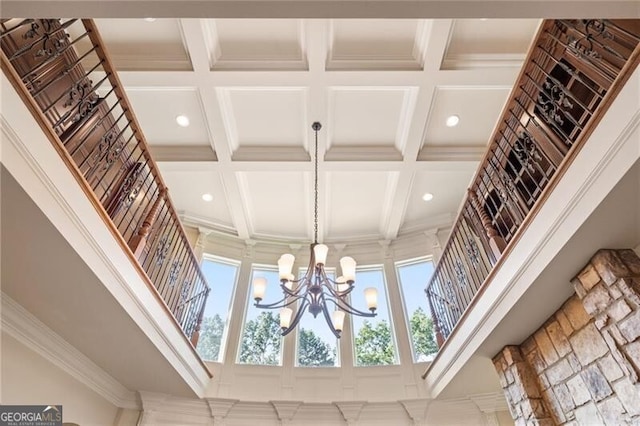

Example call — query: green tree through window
[238,311,282,365]
[196,314,225,361]
[354,319,395,365]
[409,307,438,361]
[298,328,336,366]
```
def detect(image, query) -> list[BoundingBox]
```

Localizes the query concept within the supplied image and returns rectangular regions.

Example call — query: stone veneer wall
[493,249,640,425]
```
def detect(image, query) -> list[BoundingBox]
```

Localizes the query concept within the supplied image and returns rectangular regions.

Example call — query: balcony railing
[425,19,640,346]
[0,19,211,347]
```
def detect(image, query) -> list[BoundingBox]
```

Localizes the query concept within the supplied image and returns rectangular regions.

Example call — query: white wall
[1,333,132,426]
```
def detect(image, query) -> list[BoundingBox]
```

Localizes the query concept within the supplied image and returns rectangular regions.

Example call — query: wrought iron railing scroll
[0,18,212,349]
[424,19,640,347]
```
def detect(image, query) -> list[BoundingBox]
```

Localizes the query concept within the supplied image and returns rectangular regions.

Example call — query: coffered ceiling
[83,17,540,243]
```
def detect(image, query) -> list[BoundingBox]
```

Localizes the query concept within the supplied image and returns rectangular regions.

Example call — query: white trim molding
[1,294,139,409]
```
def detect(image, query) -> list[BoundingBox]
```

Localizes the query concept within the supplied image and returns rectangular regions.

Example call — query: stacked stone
[493,249,640,425]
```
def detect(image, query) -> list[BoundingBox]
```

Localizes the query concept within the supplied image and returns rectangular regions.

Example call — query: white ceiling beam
[306,19,330,243]
[180,18,252,240]
[383,19,455,240]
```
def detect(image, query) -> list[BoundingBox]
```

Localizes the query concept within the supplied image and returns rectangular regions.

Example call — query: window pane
[296,268,338,367]
[351,267,397,366]
[238,267,283,365]
[195,256,239,362]
[397,259,438,362]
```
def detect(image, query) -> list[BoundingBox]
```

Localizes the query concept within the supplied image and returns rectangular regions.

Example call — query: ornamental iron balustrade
[425,19,640,347]
[0,18,211,348]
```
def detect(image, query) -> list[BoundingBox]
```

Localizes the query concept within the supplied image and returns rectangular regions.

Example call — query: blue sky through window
[397,258,436,361]
[196,256,239,362]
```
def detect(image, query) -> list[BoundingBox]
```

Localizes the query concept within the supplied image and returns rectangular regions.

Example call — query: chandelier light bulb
[364,287,378,311]
[314,244,329,265]
[340,256,357,282]
[280,308,293,330]
[253,277,267,302]
[278,254,295,280]
[332,311,346,332]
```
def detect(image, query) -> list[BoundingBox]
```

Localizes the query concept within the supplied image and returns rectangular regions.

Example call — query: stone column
[493,249,640,425]
[492,346,554,425]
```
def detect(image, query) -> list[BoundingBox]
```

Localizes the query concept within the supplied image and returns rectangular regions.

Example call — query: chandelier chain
[313,122,319,244]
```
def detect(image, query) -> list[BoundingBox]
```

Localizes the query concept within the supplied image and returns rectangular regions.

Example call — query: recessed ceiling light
[422,193,434,202]
[446,115,460,127]
[202,193,213,202]
[144,17,157,22]
[480,18,489,21]
[175,115,190,127]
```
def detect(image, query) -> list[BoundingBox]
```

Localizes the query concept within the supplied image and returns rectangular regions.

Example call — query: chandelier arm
[281,298,310,337]
[316,266,356,298]
[325,296,377,318]
[318,276,355,299]
[280,277,311,297]
[319,294,341,339]
[255,294,303,310]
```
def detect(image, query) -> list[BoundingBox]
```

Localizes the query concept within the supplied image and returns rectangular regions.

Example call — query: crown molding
[1,294,139,409]
[149,145,217,162]
[232,145,310,162]
[324,145,403,162]
[441,53,526,70]
[417,145,486,162]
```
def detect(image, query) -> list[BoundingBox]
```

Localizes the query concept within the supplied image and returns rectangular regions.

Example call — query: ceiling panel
[329,19,424,69]
[93,19,190,70]
[126,89,210,146]
[92,17,540,243]
[329,88,414,151]
[443,19,540,69]
[239,171,310,240]
[219,88,307,152]
[402,167,477,232]
[157,166,235,232]
[422,87,510,148]
[208,19,305,69]
[327,172,393,239]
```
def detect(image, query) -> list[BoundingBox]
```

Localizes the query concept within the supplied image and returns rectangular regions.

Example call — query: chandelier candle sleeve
[364,287,378,312]
[253,277,267,302]
[278,254,295,280]
[332,311,346,332]
[340,257,357,282]
[280,308,293,330]
[314,244,329,265]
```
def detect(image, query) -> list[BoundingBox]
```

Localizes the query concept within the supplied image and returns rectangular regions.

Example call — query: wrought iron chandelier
[252,122,378,338]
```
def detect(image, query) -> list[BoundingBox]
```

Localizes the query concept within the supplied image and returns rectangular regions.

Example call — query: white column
[425,229,443,263]
[194,228,211,263]
[380,240,418,396]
